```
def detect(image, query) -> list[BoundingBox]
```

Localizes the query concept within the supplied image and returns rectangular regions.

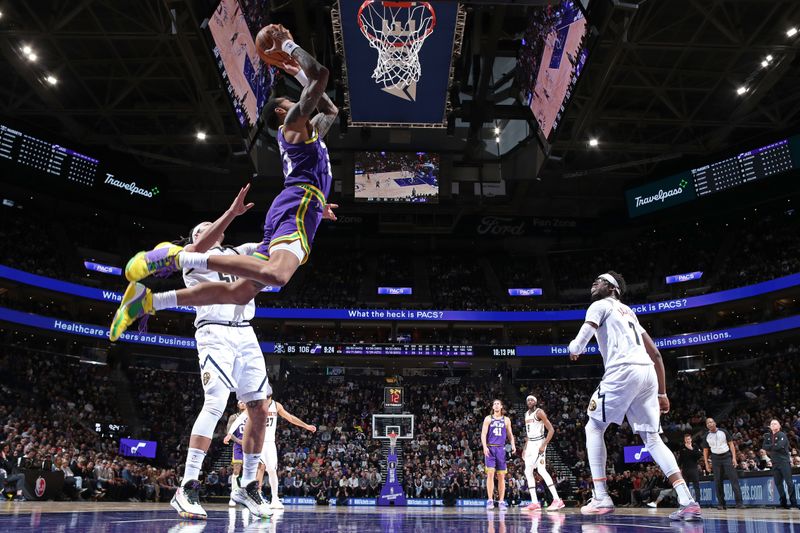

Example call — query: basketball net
[358,1,436,101]
[388,431,398,452]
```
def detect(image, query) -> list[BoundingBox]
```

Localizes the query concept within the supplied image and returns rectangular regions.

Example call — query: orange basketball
[255,24,294,66]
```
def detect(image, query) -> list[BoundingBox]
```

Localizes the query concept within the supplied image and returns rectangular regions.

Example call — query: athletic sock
[672,479,694,506]
[180,251,208,270]
[152,290,177,311]
[241,453,260,487]
[183,447,206,483]
[592,480,609,500]
[529,489,538,504]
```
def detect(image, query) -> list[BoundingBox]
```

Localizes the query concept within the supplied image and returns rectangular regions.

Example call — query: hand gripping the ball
[255,24,297,69]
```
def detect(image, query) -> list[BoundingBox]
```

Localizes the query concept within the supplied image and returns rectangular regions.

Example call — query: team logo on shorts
[202,372,211,386]
[589,400,597,411]
[35,476,46,497]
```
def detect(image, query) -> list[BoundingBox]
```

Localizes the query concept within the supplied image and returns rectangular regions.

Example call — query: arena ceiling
[1,0,799,215]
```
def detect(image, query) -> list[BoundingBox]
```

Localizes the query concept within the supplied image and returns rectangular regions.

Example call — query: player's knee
[202,394,226,420]
[585,417,609,437]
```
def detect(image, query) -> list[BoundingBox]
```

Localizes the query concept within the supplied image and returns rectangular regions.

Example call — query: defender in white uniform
[170,186,272,521]
[522,395,564,511]
[568,272,701,521]
[255,398,316,508]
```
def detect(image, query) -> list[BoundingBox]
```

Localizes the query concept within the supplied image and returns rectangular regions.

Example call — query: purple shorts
[232,443,243,463]
[485,446,507,472]
[254,184,325,265]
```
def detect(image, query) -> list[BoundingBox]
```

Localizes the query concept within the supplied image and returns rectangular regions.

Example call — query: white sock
[241,453,260,487]
[268,468,279,500]
[231,472,239,492]
[529,489,538,503]
[152,290,177,311]
[183,447,206,483]
[180,251,208,270]
[585,419,609,500]
[673,479,694,506]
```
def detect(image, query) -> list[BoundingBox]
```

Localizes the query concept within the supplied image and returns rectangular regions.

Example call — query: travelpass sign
[625,173,697,217]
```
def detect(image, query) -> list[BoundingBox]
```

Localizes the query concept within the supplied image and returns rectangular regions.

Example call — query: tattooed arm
[282,61,339,138]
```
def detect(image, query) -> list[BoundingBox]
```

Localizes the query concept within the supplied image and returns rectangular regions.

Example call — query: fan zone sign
[335,0,463,126]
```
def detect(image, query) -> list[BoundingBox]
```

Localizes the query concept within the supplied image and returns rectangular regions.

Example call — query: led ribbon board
[334,0,464,127]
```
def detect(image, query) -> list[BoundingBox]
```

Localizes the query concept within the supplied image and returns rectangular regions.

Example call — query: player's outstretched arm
[642,331,669,414]
[185,184,255,253]
[276,402,317,432]
[481,416,490,457]
[568,321,598,361]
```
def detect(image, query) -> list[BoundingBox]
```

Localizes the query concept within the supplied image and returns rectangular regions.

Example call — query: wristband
[282,40,300,56]
[657,393,668,398]
[294,70,309,87]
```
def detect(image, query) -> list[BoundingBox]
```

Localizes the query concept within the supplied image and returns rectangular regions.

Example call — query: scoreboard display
[272,342,475,357]
[384,387,404,408]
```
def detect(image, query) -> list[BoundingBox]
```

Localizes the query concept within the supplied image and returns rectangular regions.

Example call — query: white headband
[191,222,210,243]
[526,395,537,402]
[598,273,619,290]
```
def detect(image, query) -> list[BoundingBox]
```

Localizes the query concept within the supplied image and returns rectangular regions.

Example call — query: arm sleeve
[234,243,260,256]
[568,322,596,355]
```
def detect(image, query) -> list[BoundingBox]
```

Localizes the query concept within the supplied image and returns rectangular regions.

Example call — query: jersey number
[266,417,275,427]
[627,321,641,346]
[492,427,503,437]
[217,272,237,283]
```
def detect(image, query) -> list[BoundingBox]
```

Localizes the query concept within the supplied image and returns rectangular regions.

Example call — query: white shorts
[259,440,278,470]
[587,364,660,433]
[195,325,271,404]
[270,240,306,264]
[524,443,547,468]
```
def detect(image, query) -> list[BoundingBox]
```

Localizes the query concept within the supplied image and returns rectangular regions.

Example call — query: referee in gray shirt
[702,418,744,509]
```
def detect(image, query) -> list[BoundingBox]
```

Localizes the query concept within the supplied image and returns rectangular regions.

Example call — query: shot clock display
[384,387,404,408]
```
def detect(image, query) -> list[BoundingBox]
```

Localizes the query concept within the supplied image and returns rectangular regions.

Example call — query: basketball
[255,24,294,67]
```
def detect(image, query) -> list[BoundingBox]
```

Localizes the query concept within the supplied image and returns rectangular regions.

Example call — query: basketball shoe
[580,495,615,515]
[125,242,183,282]
[232,481,272,519]
[524,502,542,511]
[669,502,703,521]
[547,498,565,511]
[109,282,154,341]
[171,480,207,520]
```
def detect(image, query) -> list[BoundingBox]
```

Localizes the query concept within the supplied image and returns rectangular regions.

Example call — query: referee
[763,419,799,509]
[702,418,744,509]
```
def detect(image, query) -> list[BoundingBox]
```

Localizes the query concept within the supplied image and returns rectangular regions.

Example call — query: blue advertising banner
[119,438,157,459]
[337,0,461,126]
[625,172,696,217]
[623,445,653,463]
[378,287,413,295]
[1,306,798,355]
[2,265,800,322]
[699,474,800,507]
[508,288,543,296]
[665,271,703,284]
[83,261,122,276]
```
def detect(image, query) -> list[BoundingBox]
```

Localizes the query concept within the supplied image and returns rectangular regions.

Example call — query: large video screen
[208,0,273,135]
[354,151,439,203]
[524,0,590,141]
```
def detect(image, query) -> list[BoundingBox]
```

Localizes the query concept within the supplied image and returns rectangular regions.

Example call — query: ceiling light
[27,52,37,62]
[588,138,599,147]
[45,75,58,85]
[22,45,31,55]
[788,27,798,37]
[736,86,748,95]
[495,136,500,143]
[493,126,500,135]
[196,131,207,141]
[766,54,773,62]
[761,60,769,67]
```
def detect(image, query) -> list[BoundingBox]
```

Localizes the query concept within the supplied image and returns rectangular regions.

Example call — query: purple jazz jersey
[254,126,332,263]
[232,420,245,463]
[485,416,508,471]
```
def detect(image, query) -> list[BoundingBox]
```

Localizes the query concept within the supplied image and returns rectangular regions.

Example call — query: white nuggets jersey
[264,399,278,443]
[525,409,545,442]
[182,244,258,327]
[585,297,652,371]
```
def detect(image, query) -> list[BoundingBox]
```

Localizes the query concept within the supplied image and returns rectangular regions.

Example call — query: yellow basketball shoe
[109,282,154,341]
[124,242,183,282]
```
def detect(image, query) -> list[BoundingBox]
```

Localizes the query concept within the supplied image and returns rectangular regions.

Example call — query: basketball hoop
[357,1,436,95]
[388,431,399,451]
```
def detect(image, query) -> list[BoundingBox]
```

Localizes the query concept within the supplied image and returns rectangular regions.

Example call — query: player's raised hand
[569,352,580,361]
[322,203,338,221]
[229,183,255,216]
[281,57,302,76]
[307,424,317,433]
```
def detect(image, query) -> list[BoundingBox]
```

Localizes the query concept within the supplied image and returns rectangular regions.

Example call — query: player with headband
[568,271,702,521]
[522,394,564,512]
[168,186,272,520]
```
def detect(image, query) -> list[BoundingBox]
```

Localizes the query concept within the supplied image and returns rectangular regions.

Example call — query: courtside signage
[508,288,543,296]
[83,261,122,276]
[2,265,800,322]
[378,287,413,295]
[626,173,696,217]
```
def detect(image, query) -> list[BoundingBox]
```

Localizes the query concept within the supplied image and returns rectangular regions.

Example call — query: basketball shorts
[587,363,661,433]
[254,184,325,266]
[524,442,547,468]
[195,325,271,404]
[485,446,507,472]
[232,443,243,464]
[259,440,278,470]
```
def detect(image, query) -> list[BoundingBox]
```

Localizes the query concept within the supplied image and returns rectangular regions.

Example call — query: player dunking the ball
[522,394,564,511]
[568,272,702,521]
[109,24,338,341]
[482,399,516,510]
